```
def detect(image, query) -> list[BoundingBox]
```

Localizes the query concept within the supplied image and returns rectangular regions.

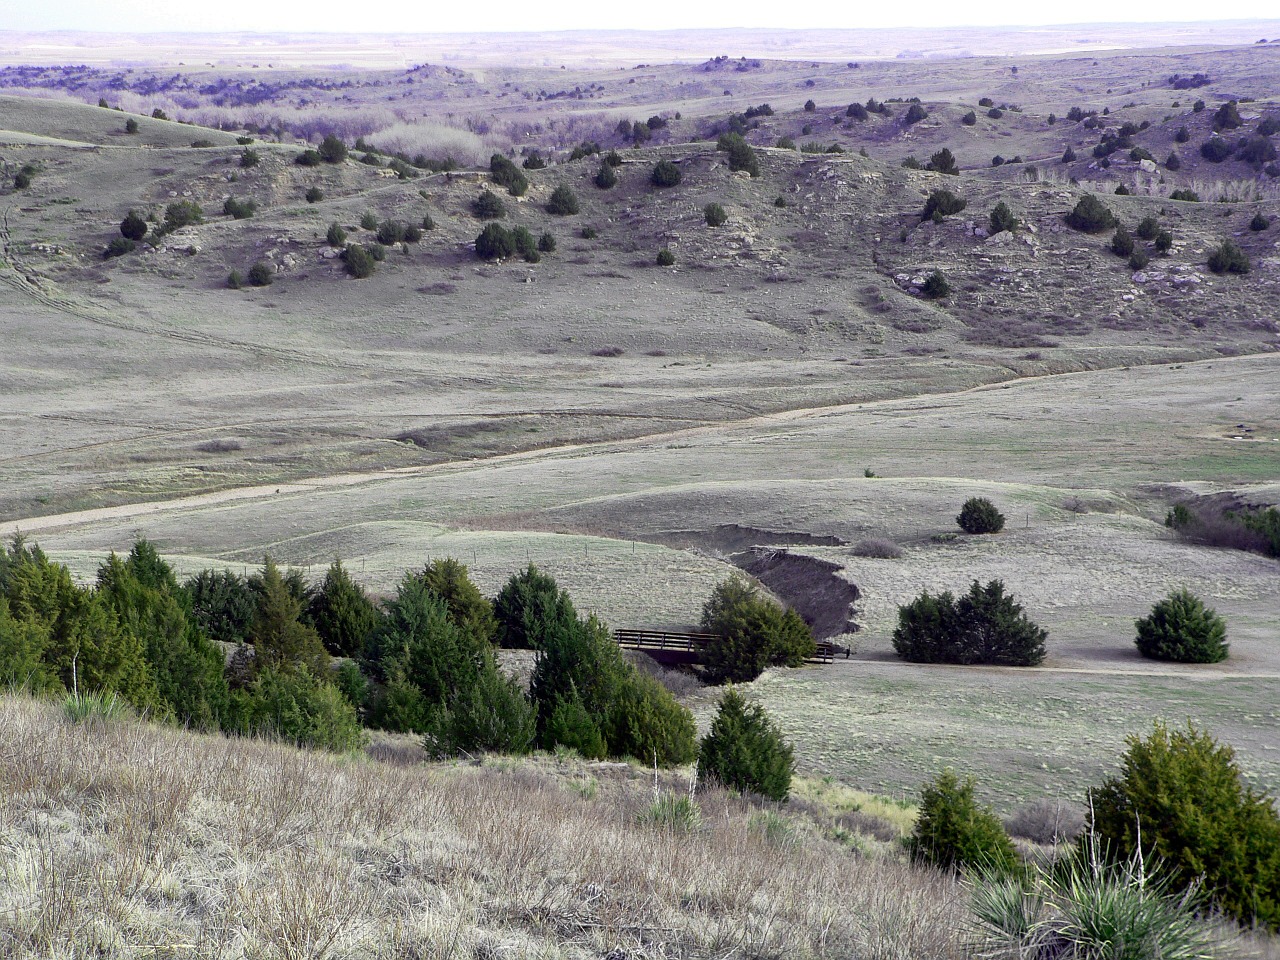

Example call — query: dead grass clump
[1003,798,1086,844]
[590,346,625,357]
[625,650,703,698]
[852,538,904,559]
[194,438,243,454]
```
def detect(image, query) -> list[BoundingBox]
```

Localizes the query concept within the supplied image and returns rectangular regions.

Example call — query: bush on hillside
[522,150,545,170]
[704,202,728,227]
[1065,195,1116,233]
[1135,588,1228,663]
[228,666,365,752]
[905,103,928,124]
[295,149,322,167]
[305,187,323,203]
[326,222,346,247]
[957,497,1005,534]
[594,162,617,189]
[308,559,380,658]
[650,160,682,187]
[342,243,377,278]
[537,231,555,253]
[493,564,572,649]
[1207,239,1250,274]
[1135,215,1160,240]
[247,262,273,287]
[1088,722,1280,929]
[921,189,966,222]
[1200,138,1233,163]
[699,688,795,800]
[125,118,139,134]
[1110,226,1134,257]
[376,220,406,245]
[908,769,1018,872]
[700,574,816,683]
[656,248,676,266]
[489,153,528,196]
[988,201,1018,234]
[317,135,347,164]
[184,569,256,644]
[473,189,506,219]
[893,580,1047,666]
[716,133,760,177]
[239,148,260,168]
[1129,249,1150,270]
[417,558,496,646]
[223,197,256,220]
[104,237,136,259]
[474,223,516,260]
[928,148,958,174]
[120,210,148,241]
[162,200,203,232]
[546,184,580,215]
[1061,146,1076,163]
[1251,211,1272,231]
[920,271,950,299]
[961,110,977,126]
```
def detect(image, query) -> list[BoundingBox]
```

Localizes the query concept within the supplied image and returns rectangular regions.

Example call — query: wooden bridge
[614,628,837,667]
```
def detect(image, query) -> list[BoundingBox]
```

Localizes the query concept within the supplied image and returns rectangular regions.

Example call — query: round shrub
[699,688,795,801]
[704,202,728,227]
[1207,239,1250,274]
[1200,138,1233,163]
[546,184,580,215]
[1061,146,1076,163]
[905,103,928,124]
[1154,229,1173,254]
[359,211,378,230]
[247,261,273,287]
[295,149,322,167]
[342,243,376,278]
[1134,588,1228,663]
[318,135,348,164]
[376,220,406,245]
[1136,215,1160,241]
[988,201,1018,235]
[475,223,516,261]
[893,580,1046,666]
[1251,212,1272,231]
[650,160,682,187]
[656,248,676,266]
[700,574,816,683]
[537,231,556,253]
[1170,188,1200,202]
[326,222,346,247]
[957,497,1005,534]
[473,189,506,219]
[120,210,148,241]
[239,148,260,168]
[1110,226,1134,257]
[1065,195,1117,233]
[961,110,976,126]
[1089,723,1280,929]
[908,769,1018,872]
[226,269,243,289]
[921,189,966,222]
[104,237,136,259]
[125,118,138,134]
[1129,249,1150,270]
[305,187,323,203]
[921,271,950,300]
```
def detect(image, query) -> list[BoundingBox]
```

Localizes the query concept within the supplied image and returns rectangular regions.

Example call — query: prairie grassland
[0,695,969,959]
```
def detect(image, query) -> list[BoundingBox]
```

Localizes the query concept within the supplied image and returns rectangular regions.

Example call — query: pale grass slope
[0,695,968,960]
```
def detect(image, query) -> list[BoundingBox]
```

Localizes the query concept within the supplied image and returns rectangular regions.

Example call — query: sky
[7,0,1280,34]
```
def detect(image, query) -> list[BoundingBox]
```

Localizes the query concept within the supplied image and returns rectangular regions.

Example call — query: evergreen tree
[546,184,580,215]
[184,568,256,644]
[249,557,328,676]
[650,159,683,187]
[1135,588,1228,663]
[493,564,573,649]
[418,558,496,646]
[909,770,1018,871]
[594,162,617,189]
[0,597,58,693]
[318,134,348,163]
[700,574,816,683]
[928,147,958,174]
[308,559,380,657]
[893,580,1046,666]
[120,210,148,241]
[699,688,794,800]
[989,201,1019,234]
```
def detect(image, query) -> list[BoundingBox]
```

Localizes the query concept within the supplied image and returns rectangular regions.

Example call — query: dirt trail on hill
[7,353,1277,538]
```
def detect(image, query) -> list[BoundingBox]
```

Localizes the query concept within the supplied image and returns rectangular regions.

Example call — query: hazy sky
[9,0,1280,33]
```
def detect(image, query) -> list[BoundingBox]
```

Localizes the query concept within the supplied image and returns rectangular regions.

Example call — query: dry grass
[0,694,971,959]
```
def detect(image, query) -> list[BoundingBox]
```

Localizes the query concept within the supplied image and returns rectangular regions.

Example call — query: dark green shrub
[295,149,322,167]
[603,149,622,167]
[473,189,506,219]
[151,108,167,120]
[308,559,380,658]
[342,243,376,278]
[537,231,555,253]
[1110,226,1134,257]
[1213,100,1242,131]
[655,248,676,266]
[368,243,386,262]
[1208,239,1250,274]
[120,210,148,241]
[326,222,346,247]
[1135,588,1228,663]
[961,110,977,126]
[125,118,138,134]
[650,160,682,187]
[425,659,535,758]
[700,574,816,684]
[908,769,1018,871]
[979,97,994,107]
[184,569,256,644]
[544,692,607,759]
[892,580,1047,666]
[417,558,496,645]
[1175,125,1191,143]
[223,196,256,220]
[717,133,760,177]
[493,564,572,649]
[580,226,598,239]
[104,237,135,259]
[1065,195,1117,232]
[376,220,406,245]
[359,211,378,230]
[699,688,794,801]
[1170,188,1200,202]
[162,200,203,232]
[605,670,698,766]
[403,224,422,243]
[1114,184,1130,195]
[987,107,1004,120]
[1154,229,1173,254]
[1166,151,1182,170]
[489,153,528,196]
[239,148,260,168]
[774,196,788,207]
[305,187,323,203]
[421,213,436,230]
[510,225,538,262]
[474,223,515,260]
[928,148,958,174]
[546,184,579,215]
[958,497,1005,533]
[921,189,967,222]
[988,201,1018,234]
[1089,723,1280,929]
[247,262,273,287]
[803,98,816,112]
[318,134,348,163]
[920,271,950,299]
[0,597,57,694]
[1136,215,1160,240]
[905,103,928,124]
[594,162,617,189]
[704,202,728,227]
[1251,211,1271,231]
[522,150,546,170]
[776,135,797,150]
[1200,138,1233,163]
[1129,249,1150,270]
[1061,146,1076,163]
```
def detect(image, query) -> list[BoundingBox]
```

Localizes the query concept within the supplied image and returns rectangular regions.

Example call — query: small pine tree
[1207,239,1250,274]
[1065,195,1117,233]
[475,223,515,260]
[308,560,380,658]
[988,201,1018,234]
[704,202,728,227]
[249,557,328,676]
[650,160,682,187]
[909,770,1018,872]
[239,148,260,168]
[125,118,139,134]
[342,243,376,278]
[594,162,617,189]
[473,189,506,219]
[419,558,497,647]
[656,248,676,266]
[1110,226,1134,257]
[326,222,347,247]
[921,189,967,222]
[247,262,273,286]
[1136,215,1160,240]
[493,564,572,649]
[1061,146,1077,163]
[537,232,556,253]
[305,187,323,203]
[920,271,950,300]
[318,134,348,163]
[961,110,977,126]
[1251,212,1272,232]
[905,103,928,124]
[699,688,795,801]
[1135,588,1228,663]
[928,147,959,174]
[700,574,816,683]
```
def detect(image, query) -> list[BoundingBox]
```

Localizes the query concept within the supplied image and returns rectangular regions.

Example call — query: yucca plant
[63,690,130,725]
